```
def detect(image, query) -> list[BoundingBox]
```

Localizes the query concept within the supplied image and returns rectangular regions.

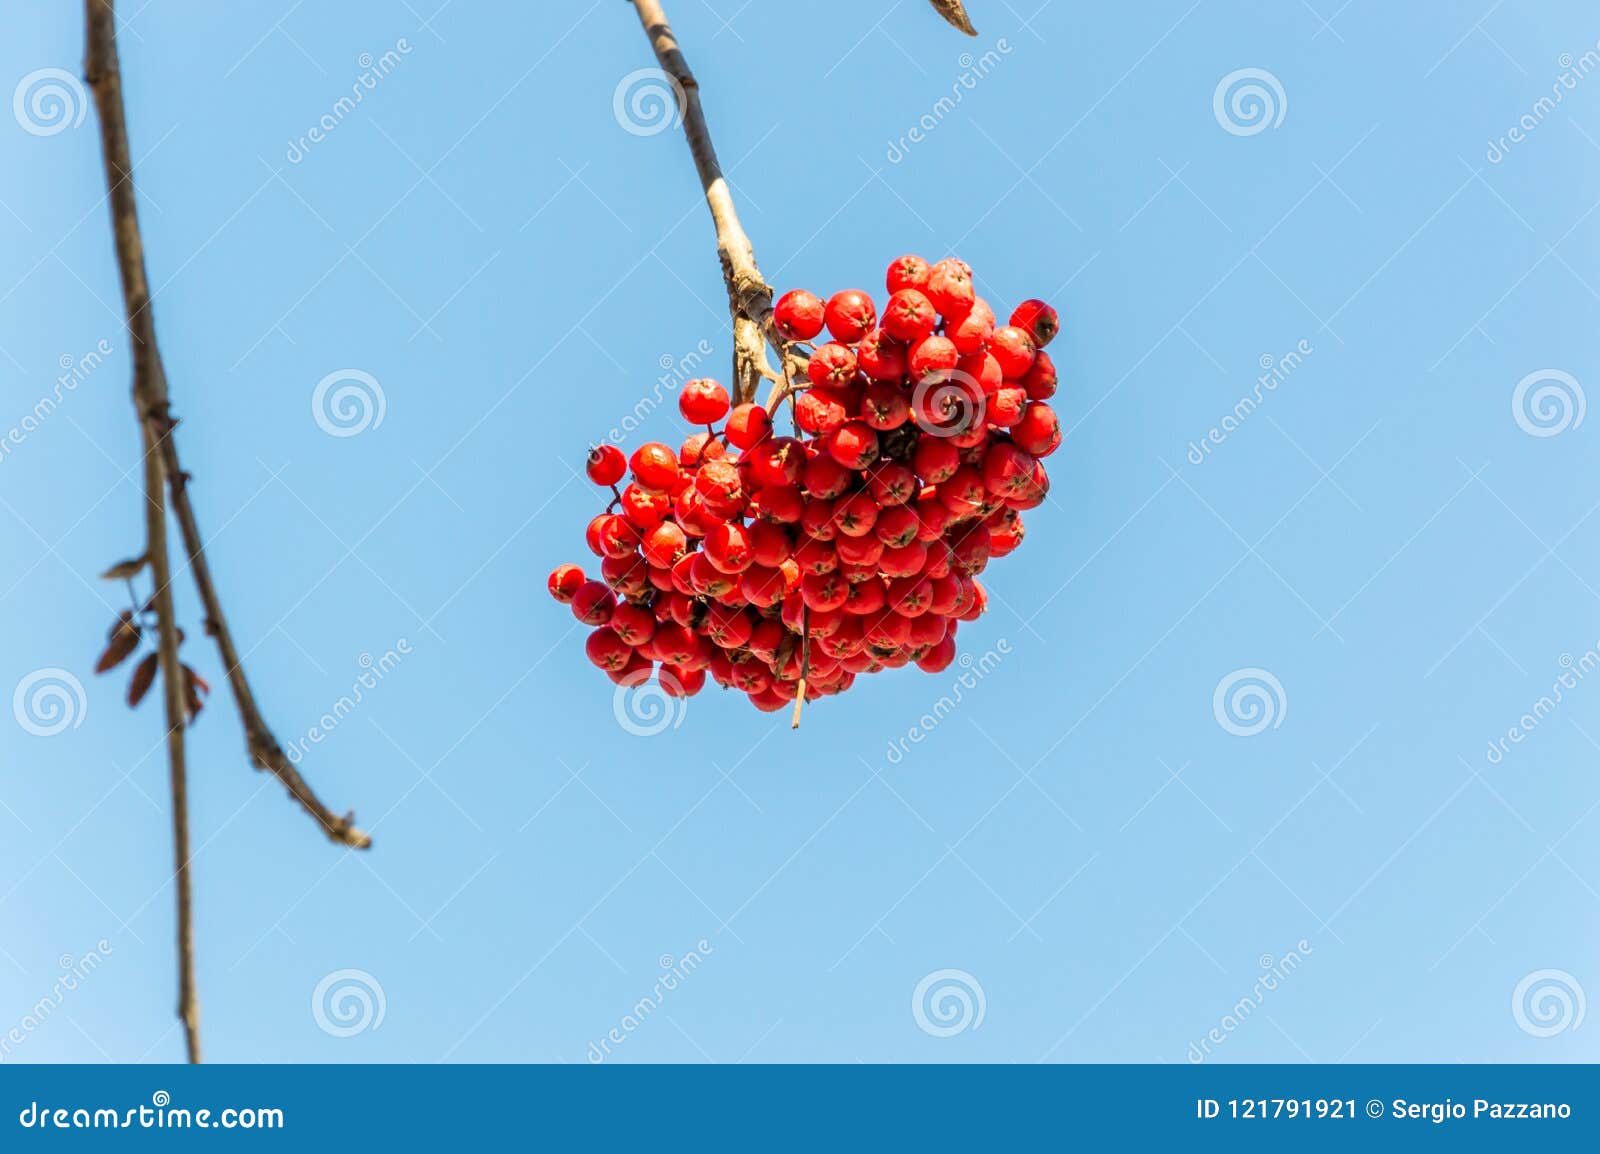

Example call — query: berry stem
[791,607,811,730]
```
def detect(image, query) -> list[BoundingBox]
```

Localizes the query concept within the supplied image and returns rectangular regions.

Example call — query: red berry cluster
[547,255,1062,719]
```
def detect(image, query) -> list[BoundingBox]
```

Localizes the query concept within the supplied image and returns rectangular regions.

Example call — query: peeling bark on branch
[930,0,980,36]
[629,0,789,406]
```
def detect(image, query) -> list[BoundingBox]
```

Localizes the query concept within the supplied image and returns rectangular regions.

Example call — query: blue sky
[2,0,1598,1063]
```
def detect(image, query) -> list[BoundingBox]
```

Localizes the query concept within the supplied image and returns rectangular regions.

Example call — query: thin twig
[630,0,787,405]
[84,0,370,851]
[791,607,810,731]
[143,426,202,1061]
[84,0,200,1066]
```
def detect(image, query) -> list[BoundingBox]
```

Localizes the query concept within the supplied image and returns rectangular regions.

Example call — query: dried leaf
[181,664,210,722]
[127,653,159,708]
[100,556,147,581]
[95,618,142,674]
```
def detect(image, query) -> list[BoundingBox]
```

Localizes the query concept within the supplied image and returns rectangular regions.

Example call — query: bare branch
[930,0,979,36]
[630,0,788,404]
[83,0,370,851]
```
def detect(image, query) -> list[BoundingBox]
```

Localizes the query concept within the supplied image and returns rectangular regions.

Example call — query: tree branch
[930,0,979,36]
[629,0,788,405]
[83,0,371,851]
[140,421,201,1062]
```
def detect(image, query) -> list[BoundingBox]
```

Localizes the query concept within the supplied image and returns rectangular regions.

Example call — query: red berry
[793,534,838,574]
[747,437,803,488]
[990,326,1037,378]
[916,635,957,673]
[913,435,961,483]
[826,421,879,470]
[926,258,975,319]
[836,540,886,576]
[988,384,1028,427]
[886,254,931,293]
[908,335,959,383]
[795,387,850,435]
[1021,349,1057,399]
[695,457,743,504]
[802,451,851,499]
[640,520,687,568]
[571,580,616,625]
[660,664,705,696]
[947,303,994,355]
[620,483,670,529]
[866,460,916,506]
[774,289,825,341]
[725,403,772,449]
[832,491,880,538]
[704,521,755,574]
[595,513,639,559]
[972,441,1036,496]
[874,504,920,548]
[856,329,907,382]
[752,483,805,523]
[586,444,627,486]
[678,378,730,425]
[882,289,937,342]
[547,563,585,602]
[629,442,680,492]
[1010,299,1059,347]
[584,627,632,672]
[741,565,787,607]
[807,342,859,388]
[1012,401,1062,458]
[678,431,725,468]
[800,571,850,612]
[703,603,754,648]
[747,519,793,567]
[824,289,877,343]
[860,379,911,430]
[609,602,656,646]
[955,351,1002,396]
